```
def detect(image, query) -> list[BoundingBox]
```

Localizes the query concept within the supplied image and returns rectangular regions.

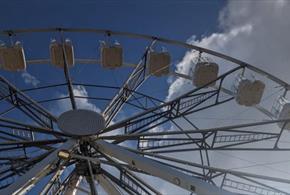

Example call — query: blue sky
[0,1,227,194]
[0,0,224,39]
[0,0,226,115]
[4,1,290,194]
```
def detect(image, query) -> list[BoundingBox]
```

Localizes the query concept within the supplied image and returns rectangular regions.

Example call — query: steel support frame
[0,139,76,195]
[91,140,234,195]
[103,66,242,136]
[102,40,156,126]
[97,150,160,195]
[0,77,56,128]
[129,147,290,195]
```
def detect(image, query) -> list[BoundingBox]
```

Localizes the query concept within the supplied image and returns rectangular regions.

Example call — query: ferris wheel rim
[0,27,288,89]
[0,28,290,195]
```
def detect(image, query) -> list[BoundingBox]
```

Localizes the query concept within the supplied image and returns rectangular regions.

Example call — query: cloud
[161,0,290,193]
[21,71,40,87]
[168,0,290,101]
[52,85,101,116]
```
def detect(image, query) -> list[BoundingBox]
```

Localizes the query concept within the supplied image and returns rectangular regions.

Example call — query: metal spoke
[0,139,66,147]
[63,170,84,195]
[102,40,156,126]
[95,173,122,195]
[0,77,57,128]
[101,119,290,152]
[0,139,76,194]
[1,27,290,195]
[96,149,160,195]
[60,32,77,110]
[128,147,290,193]
[91,140,233,194]
[102,66,242,136]
[86,160,97,195]
[0,117,69,137]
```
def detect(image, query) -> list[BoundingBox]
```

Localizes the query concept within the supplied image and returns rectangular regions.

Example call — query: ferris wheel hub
[57,109,105,136]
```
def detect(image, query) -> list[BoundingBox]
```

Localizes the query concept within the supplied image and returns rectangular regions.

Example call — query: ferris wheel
[0,28,289,195]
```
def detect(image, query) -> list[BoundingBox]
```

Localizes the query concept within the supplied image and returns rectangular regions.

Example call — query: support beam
[0,139,76,195]
[0,117,68,137]
[131,148,290,193]
[91,140,234,195]
[63,171,83,195]
[60,32,77,110]
[102,66,242,137]
[0,77,57,128]
[103,40,156,126]
[95,174,122,195]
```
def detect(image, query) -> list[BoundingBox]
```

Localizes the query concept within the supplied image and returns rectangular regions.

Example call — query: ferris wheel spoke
[62,170,84,195]
[0,138,66,147]
[0,139,77,194]
[91,140,234,195]
[59,33,78,110]
[102,118,290,151]
[101,168,138,195]
[97,150,161,195]
[130,148,290,194]
[40,168,65,195]
[102,40,157,127]
[0,151,51,188]
[102,66,242,136]
[0,77,57,128]
[0,117,69,137]
[94,173,122,195]
[41,163,82,195]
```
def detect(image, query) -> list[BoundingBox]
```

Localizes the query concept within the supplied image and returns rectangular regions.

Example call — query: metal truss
[102,119,290,152]
[102,40,156,127]
[102,66,241,136]
[126,147,290,195]
[0,77,57,128]
[1,28,290,195]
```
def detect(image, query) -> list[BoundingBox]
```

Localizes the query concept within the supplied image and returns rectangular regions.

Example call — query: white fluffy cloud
[168,0,290,101]
[53,85,101,116]
[161,1,290,193]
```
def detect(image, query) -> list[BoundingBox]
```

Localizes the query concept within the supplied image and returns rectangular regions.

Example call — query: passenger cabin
[147,51,170,77]
[0,42,26,71]
[233,75,265,106]
[101,43,123,69]
[50,39,74,68]
[193,62,219,88]
[272,97,290,130]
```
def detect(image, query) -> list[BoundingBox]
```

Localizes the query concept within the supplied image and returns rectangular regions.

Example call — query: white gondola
[50,39,74,68]
[272,97,290,130]
[233,75,265,106]
[193,62,219,88]
[147,51,170,77]
[0,42,26,71]
[100,42,123,69]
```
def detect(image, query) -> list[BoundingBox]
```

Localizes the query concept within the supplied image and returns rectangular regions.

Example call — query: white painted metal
[0,43,26,71]
[64,173,84,195]
[92,140,236,195]
[50,39,74,68]
[95,174,122,195]
[101,42,123,68]
[40,168,65,195]
[193,62,218,88]
[58,109,105,136]
[147,51,170,76]
[1,139,76,195]
[272,97,290,130]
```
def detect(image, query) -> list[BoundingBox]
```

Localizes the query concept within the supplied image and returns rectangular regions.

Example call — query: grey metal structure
[0,28,289,195]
